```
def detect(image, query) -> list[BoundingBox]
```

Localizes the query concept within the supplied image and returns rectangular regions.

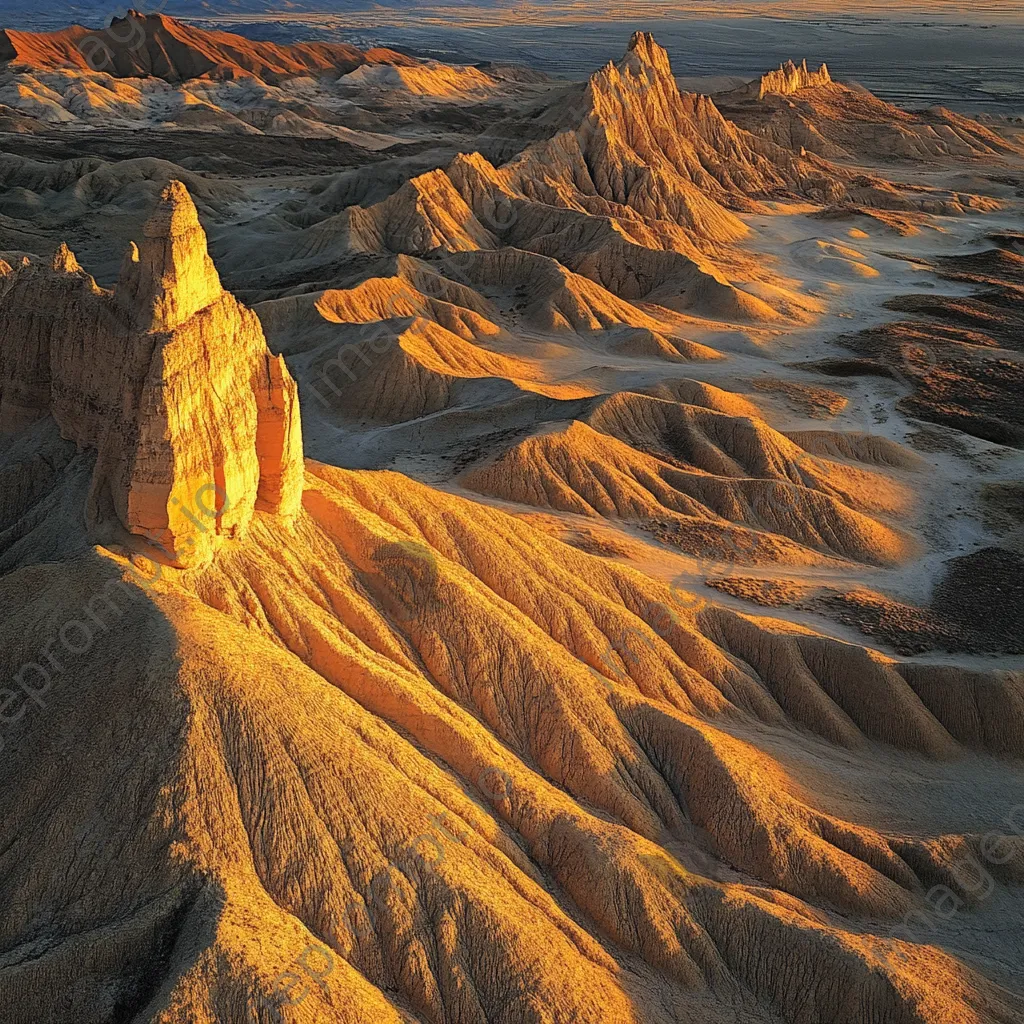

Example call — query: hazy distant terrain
[15,1,1024,114]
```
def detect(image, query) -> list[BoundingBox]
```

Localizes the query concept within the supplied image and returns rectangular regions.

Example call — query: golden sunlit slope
[0,181,302,567]
[258,165,793,326]
[339,60,499,99]
[454,31,959,244]
[432,247,707,332]
[461,390,916,566]
[609,328,721,362]
[445,30,1000,253]
[254,254,504,353]
[296,171,500,259]
[127,31,863,330]
[206,33,838,329]
[289,315,586,425]
[1,458,1022,1023]
[486,32,841,237]
[253,244,745,370]
[0,12,509,141]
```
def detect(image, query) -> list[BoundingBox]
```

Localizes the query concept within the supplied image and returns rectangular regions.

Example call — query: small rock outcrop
[0,180,303,566]
[715,60,833,104]
[756,59,832,99]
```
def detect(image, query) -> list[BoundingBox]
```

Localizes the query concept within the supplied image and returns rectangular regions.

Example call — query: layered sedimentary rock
[339,59,498,98]
[3,16,1024,1024]
[259,31,855,324]
[0,180,303,565]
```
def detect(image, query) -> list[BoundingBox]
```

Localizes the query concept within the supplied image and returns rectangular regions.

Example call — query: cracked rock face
[0,180,303,565]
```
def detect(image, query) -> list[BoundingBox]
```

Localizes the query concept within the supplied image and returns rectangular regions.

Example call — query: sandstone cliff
[0,180,303,565]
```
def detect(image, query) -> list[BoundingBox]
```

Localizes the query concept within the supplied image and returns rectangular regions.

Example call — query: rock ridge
[0,11,418,84]
[443,31,846,249]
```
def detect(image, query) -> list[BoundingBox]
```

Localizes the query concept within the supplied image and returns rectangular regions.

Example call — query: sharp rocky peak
[51,242,83,275]
[624,31,673,77]
[118,179,224,332]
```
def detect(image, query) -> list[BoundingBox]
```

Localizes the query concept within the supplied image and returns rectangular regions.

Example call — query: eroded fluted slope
[461,392,915,567]
[1,461,1021,1023]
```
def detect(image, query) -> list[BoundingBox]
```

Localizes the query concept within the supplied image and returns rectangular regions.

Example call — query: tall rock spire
[105,180,304,564]
[0,180,304,567]
[118,179,224,331]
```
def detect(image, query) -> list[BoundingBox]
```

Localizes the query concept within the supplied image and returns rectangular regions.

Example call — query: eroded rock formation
[746,59,833,100]
[478,32,846,235]
[0,180,303,565]
[716,60,1024,162]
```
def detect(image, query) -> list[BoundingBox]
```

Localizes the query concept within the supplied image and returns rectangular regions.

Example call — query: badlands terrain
[0,10,1023,1024]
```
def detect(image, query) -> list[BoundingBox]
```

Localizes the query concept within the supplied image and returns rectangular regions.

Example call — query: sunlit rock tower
[0,180,304,567]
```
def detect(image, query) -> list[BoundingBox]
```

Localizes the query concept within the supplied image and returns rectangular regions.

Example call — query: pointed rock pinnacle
[118,179,223,331]
[52,242,82,275]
